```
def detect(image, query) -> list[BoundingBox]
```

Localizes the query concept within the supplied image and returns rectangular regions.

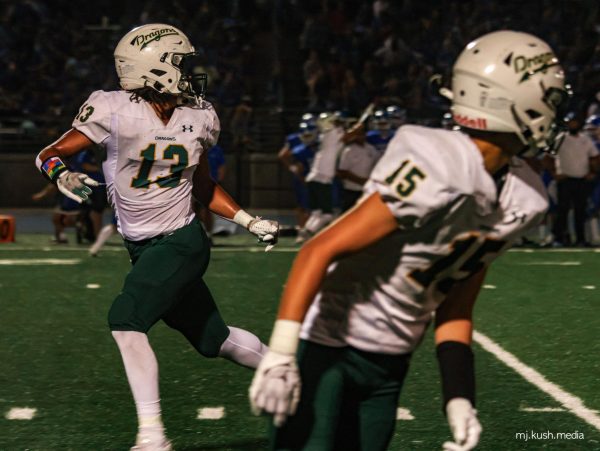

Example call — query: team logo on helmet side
[508,51,560,83]
[129,27,180,50]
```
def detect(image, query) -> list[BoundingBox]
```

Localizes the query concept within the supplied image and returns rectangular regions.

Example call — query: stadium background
[1,1,600,450]
[1,0,599,209]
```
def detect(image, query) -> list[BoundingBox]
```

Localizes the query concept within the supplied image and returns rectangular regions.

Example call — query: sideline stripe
[0,258,81,265]
[473,330,600,431]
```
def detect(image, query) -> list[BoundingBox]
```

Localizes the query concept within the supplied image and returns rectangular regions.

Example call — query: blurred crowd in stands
[1,0,599,144]
[285,0,600,121]
[0,0,271,145]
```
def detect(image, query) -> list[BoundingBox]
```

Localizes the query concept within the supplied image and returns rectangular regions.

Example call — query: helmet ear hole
[525,109,542,119]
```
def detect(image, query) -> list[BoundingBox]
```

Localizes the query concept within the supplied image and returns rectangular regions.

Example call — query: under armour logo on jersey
[182,125,194,132]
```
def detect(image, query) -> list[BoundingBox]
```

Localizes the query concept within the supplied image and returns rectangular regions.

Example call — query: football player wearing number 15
[35,24,278,451]
[250,30,569,450]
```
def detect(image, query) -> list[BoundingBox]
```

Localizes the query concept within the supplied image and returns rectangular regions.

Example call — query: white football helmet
[442,30,569,153]
[114,24,207,100]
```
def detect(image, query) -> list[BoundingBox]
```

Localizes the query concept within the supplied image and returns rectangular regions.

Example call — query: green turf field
[1,234,599,450]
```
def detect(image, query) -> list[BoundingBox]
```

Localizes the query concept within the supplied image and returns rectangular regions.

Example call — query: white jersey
[305,126,344,184]
[73,90,219,241]
[301,125,548,354]
[338,142,380,191]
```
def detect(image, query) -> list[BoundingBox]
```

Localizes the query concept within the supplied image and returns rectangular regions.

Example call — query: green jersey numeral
[385,159,426,197]
[76,103,95,122]
[131,144,189,189]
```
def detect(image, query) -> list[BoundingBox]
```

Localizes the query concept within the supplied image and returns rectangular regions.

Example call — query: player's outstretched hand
[248,217,279,251]
[249,350,300,427]
[57,170,99,203]
[442,398,482,451]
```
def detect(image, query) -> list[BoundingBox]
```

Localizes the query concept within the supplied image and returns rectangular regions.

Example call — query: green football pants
[108,218,229,357]
[271,340,411,451]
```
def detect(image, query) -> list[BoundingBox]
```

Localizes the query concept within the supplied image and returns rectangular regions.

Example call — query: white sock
[218,326,268,369]
[90,224,116,255]
[112,331,165,437]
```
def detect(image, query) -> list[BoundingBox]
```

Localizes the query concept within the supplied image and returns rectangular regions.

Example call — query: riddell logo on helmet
[130,28,179,50]
[453,114,487,130]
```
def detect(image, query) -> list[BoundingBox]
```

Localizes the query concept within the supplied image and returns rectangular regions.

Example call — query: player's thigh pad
[108,220,210,332]
[162,278,229,358]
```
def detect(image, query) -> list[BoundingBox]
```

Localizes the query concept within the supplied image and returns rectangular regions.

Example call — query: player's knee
[111,330,148,349]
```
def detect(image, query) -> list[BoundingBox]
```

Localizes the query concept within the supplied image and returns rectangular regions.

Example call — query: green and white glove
[57,170,100,203]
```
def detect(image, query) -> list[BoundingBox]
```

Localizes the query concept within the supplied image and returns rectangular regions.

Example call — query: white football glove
[249,350,301,427]
[57,170,99,203]
[442,398,482,451]
[248,217,280,251]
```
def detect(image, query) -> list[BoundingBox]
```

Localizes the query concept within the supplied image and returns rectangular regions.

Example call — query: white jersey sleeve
[72,90,111,144]
[364,137,456,230]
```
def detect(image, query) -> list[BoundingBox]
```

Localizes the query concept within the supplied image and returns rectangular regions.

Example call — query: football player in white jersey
[35,24,279,451]
[250,30,568,450]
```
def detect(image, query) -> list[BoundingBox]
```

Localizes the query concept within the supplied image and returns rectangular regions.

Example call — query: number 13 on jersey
[131,143,189,189]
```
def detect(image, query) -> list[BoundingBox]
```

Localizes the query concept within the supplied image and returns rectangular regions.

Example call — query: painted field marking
[516,261,581,266]
[473,330,600,431]
[86,283,101,289]
[197,407,225,420]
[5,407,37,420]
[0,246,300,253]
[520,406,565,412]
[483,284,496,289]
[0,258,81,265]
[582,285,596,290]
[396,407,414,420]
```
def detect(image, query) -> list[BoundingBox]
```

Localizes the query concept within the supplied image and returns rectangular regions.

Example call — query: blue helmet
[385,105,407,128]
[370,109,391,131]
[300,112,317,127]
[584,115,600,141]
[299,121,318,145]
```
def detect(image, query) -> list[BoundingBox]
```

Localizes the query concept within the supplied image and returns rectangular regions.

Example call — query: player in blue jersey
[366,109,395,154]
[279,121,319,227]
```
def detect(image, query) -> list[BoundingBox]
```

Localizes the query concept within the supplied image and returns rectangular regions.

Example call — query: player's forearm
[277,240,334,322]
[207,184,242,220]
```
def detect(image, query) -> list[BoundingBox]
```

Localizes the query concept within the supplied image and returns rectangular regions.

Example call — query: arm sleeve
[71,90,111,144]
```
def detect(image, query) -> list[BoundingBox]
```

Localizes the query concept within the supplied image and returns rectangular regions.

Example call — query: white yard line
[197,407,225,420]
[0,246,300,253]
[515,261,581,266]
[473,330,600,431]
[396,407,415,420]
[5,407,37,420]
[520,407,565,412]
[0,258,81,265]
